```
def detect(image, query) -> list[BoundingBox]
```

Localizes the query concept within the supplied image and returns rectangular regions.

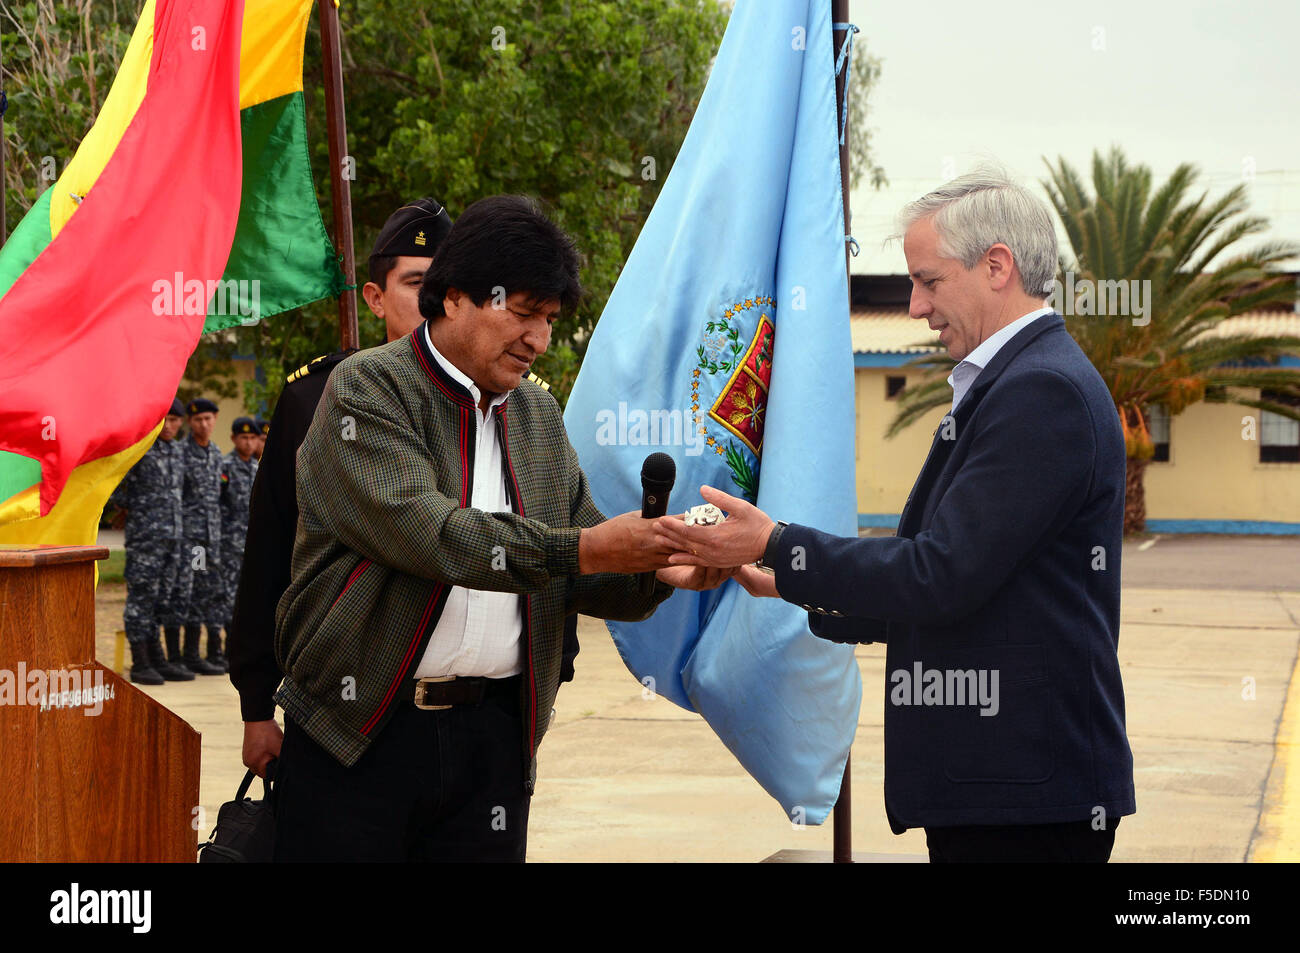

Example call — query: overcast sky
[845,0,1300,276]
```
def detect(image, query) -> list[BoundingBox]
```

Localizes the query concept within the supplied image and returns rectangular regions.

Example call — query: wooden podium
[0,545,200,861]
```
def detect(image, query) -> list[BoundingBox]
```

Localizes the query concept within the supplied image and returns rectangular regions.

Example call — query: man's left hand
[655,564,739,591]
[654,485,774,568]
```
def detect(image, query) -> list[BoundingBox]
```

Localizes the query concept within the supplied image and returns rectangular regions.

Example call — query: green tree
[888,147,1300,534]
[4,2,888,413]
[1,1,136,227]
[846,33,886,191]
[272,0,734,408]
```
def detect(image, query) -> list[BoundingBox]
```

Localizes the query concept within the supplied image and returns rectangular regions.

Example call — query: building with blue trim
[850,276,1300,535]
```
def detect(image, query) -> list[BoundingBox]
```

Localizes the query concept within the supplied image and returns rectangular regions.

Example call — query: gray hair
[897,167,1058,297]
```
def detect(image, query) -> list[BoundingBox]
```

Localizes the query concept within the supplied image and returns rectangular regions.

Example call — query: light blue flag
[563,0,861,823]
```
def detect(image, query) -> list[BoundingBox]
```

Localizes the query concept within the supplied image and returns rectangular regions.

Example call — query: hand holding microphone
[639,452,676,520]
[639,457,745,592]
[574,455,741,592]
[576,453,679,576]
[639,453,675,595]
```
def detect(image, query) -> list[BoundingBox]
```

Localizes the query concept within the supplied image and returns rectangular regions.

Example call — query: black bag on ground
[198,760,276,862]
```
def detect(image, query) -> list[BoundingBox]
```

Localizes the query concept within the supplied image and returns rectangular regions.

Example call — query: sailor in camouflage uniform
[175,397,226,675]
[219,417,260,662]
[108,398,195,684]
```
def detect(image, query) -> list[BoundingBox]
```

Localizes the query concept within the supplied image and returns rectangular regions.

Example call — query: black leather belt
[412,674,520,710]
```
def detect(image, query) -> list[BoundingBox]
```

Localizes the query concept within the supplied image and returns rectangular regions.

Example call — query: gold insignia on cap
[414,230,427,246]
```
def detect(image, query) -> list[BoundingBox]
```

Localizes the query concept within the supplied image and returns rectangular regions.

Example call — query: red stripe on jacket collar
[410,321,515,417]
[410,321,474,408]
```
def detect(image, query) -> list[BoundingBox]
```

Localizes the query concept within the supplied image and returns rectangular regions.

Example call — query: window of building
[885,375,906,400]
[1260,389,1300,463]
[1146,405,1170,462]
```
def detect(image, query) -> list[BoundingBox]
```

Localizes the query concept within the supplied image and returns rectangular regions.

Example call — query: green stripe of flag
[203,90,347,331]
[0,188,55,307]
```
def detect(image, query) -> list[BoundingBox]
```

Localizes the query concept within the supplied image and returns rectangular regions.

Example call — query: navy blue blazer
[774,314,1136,832]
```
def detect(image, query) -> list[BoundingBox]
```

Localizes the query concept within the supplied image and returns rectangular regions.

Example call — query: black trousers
[925,817,1119,863]
[273,678,531,862]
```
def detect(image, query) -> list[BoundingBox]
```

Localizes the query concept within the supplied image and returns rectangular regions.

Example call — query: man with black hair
[229,198,453,776]
[271,195,721,862]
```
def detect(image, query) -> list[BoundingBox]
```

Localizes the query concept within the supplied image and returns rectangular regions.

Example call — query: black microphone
[640,452,676,519]
[640,453,676,594]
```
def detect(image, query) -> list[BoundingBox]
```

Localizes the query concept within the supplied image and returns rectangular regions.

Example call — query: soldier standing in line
[108,397,195,684]
[176,397,226,675]
[218,417,260,664]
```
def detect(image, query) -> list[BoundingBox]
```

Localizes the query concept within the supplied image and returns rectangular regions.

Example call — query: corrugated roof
[851,309,1300,354]
[850,311,939,354]
[1191,311,1300,343]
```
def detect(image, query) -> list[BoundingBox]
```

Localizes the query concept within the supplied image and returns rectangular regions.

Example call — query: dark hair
[368,254,398,290]
[418,195,582,319]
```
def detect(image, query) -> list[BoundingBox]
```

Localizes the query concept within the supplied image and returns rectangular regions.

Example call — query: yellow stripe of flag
[49,0,315,240]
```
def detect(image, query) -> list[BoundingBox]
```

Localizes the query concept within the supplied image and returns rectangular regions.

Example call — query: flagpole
[318,0,359,351]
[831,0,854,866]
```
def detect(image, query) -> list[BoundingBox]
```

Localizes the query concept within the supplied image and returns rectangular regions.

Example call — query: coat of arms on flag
[693,296,776,500]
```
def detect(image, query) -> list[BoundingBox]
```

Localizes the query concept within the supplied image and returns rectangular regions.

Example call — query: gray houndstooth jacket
[273,324,672,791]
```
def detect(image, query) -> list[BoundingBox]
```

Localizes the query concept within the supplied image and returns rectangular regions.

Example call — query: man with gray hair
[657,167,1136,862]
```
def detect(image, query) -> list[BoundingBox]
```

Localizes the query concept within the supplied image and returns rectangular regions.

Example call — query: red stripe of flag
[0,0,244,515]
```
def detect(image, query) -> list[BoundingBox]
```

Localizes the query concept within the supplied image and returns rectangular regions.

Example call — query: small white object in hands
[684,503,726,527]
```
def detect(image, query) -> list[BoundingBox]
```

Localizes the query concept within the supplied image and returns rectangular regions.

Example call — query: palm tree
[889,148,1300,533]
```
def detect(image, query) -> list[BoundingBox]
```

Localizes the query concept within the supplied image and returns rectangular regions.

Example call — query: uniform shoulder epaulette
[285,349,356,385]
[525,372,551,392]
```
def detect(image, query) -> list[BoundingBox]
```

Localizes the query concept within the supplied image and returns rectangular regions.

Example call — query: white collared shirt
[947,307,1053,412]
[412,323,524,679]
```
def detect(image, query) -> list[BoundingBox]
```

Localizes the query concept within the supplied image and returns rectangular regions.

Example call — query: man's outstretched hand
[654,485,775,569]
[655,564,739,591]
[579,511,681,574]
[733,564,780,599]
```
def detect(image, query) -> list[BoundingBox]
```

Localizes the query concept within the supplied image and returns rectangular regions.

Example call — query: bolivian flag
[0,0,345,545]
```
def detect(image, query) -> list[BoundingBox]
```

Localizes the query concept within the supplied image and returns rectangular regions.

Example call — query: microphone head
[641,452,676,489]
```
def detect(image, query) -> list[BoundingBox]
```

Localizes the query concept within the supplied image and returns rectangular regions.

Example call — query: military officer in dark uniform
[216,417,260,670]
[109,397,194,684]
[175,397,226,675]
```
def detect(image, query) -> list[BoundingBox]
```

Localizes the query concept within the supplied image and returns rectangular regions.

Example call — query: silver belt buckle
[413,675,456,710]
